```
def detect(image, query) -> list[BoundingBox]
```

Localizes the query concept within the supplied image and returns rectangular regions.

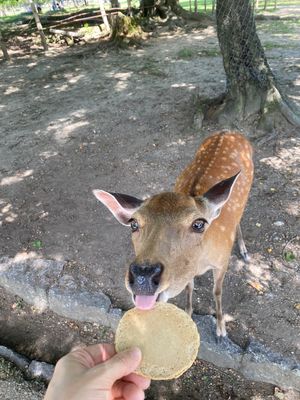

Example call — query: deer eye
[192,219,207,233]
[130,219,139,232]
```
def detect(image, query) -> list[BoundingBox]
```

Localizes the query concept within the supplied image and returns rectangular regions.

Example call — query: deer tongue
[135,295,157,310]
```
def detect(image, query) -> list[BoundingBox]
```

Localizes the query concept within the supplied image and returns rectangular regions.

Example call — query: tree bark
[206,0,300,128]
[127,0,132,16]
[0,30,10,61]
[212,0,216,13]
[30,0,48,51]
[110,0,120,7]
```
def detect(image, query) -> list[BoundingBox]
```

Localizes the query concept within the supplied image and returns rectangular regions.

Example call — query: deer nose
[129,262,163,295]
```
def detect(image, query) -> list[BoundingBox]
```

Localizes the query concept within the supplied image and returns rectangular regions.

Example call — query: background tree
[207,0,300,128]
[0,30,10,60]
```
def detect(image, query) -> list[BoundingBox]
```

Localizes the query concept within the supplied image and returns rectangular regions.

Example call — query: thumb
[89,347,142,386]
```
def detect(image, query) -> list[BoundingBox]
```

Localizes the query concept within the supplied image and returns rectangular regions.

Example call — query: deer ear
[93,190,143,226]
[202,172,240,221]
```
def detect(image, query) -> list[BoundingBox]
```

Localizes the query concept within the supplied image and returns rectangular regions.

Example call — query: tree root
[200,86,300,130]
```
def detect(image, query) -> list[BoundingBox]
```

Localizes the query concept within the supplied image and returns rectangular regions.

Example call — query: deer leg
[236,223,250,263]
[213,269,226,337]
[185,279,194,316]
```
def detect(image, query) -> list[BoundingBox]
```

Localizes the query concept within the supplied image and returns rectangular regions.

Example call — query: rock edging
[194,315,300,391]
[0,257,299,391]
[0,257,121,329]
[0,345,54,381]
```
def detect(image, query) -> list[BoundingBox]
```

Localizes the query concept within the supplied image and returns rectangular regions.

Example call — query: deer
[93,130,254,337]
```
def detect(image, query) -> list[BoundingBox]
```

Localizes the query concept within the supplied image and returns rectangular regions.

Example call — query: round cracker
[115,302,200,380]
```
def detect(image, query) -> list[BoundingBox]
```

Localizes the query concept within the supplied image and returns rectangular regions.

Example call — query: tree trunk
[110,0,120,7]
[127,0,132,16]
[212,0,216,13]
[30,0,48,51]
[206,0,300,128]
[263,0,267,10]
[99,0,110,31]
[0,30,10,61]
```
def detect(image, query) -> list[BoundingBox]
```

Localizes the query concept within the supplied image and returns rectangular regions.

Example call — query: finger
[87,347,142,386]
[123,382,145,400]
[112,381,145,400]
[68,344,116,369]
[123,373,151,390]
[84,344,116,365]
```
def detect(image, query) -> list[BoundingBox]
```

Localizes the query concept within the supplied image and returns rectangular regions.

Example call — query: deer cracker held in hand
[93,131,254,337]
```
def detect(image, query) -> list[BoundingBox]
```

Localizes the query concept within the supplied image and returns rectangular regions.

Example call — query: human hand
[44,343,150,400]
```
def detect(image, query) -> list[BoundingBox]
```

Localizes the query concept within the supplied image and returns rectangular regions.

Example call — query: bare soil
[0,14,299,399]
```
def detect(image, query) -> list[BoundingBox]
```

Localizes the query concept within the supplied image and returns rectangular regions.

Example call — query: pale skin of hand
[44,344,150,400]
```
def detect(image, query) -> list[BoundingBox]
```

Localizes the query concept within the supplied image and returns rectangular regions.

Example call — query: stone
[273,221,285,226]
[28,360,54,382]
[0,257,65,311]
[48,286,116,328]
[0,346,29,370]
[194,316,300,391]
[241,340,300,391]
[194,315,243,370]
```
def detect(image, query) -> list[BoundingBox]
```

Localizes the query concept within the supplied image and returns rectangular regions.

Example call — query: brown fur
[127,131,254,336]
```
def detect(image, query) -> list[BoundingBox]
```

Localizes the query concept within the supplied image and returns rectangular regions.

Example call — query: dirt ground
[0,11,299,399]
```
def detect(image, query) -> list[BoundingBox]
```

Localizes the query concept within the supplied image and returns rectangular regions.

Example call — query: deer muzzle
[128,262,164,310]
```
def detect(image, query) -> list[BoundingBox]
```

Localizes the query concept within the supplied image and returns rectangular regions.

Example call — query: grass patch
[0,11,32,25]
[263,41,284,49]
[138,57,167,77]
[177,47,220,59]
[257,19,299,34]
[177,48,196,59]
[262,41,299,50]
[198,48,220,56]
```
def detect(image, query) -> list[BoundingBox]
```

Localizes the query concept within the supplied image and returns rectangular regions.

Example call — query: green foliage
[32,239,43,249]
[283,251,296,262]
[177,48,195,59]
[198,48,220,56]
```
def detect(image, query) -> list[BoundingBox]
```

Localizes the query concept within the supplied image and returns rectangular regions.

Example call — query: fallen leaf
[248,281,265,293]
[274,387,284,399]
[294,303,300,311]
[255,222,261,227]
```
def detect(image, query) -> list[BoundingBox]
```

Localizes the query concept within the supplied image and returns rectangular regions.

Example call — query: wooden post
[0,30,10,61]
[30,0,48,51]
[99,0,110,32]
